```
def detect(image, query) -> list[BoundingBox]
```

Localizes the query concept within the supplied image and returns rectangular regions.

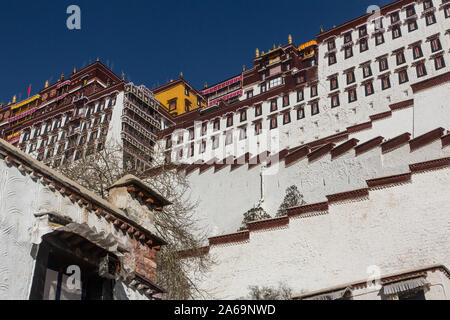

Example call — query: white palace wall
[184,112,450,236]
[190,164,450,299]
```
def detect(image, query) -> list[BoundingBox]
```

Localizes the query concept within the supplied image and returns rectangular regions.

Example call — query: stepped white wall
[191,166,450,299]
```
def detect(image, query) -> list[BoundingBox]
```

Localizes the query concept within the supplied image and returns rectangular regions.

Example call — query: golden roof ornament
[13,95,16,104]
[256,48,260,57]
[73,66,77,74]
[242,65,246,72]
[96,57,100,62]
[288,34,293,44]
[204,81,207,89]
[61,73,65,81]
[45,80,49,88]
[180,72,183,78]
[121,72,125,81]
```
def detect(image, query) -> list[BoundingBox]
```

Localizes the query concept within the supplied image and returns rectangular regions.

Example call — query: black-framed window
[346,71,356,84]
[166,136,172,149]
[391,12,400,23]
[399,69,409,84]
[239,127,247,141]
[379,57,389,72]
[330,76,339,90]
[296,72,306,84]
[412,45,423,59]
[311,102,320,116]
[225,132,233,146]
[189,143,195,157]
[283,112,291,125]
[408,20,418,32]
[396,51,406,65]
[213,119,220,131]
[373,17,383,30]
[331,94,340,108]
[392,25,402,39]
[270,99,278,112]
[344,32,352,43]
[423,0,434,10]
[359,25,367,37]
[310,85,318,97]
[297,89,304,102]
[283,95,290,107]
[226,115,233,127]
[406,5,416,17]
[381,76,391,90]
[328,53,337,65]
[260,83,267,93]
[425,13,437,25]
[375,33,385,46]
[255,104,262,117]
[434,55,446,70]
[270,117,278,130]
[240,110,247,122]
[297,106,305,120]
[348,88,357,103]
[328,40,336,50]
[254,121,262,136]
[362,64,372,78]
[416,63,427,77]
[345,46,353,59]
[365,82,375,96]
[185,87,190,96]
[446,4,450,18]
[360,39,369,52]
[246,90,253,99]
[201,123,207,136]
[200,140,206,153]
[189,128,195,140]
[430,38,442,52]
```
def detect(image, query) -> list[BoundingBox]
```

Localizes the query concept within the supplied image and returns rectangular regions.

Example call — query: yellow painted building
[153,77,207,116]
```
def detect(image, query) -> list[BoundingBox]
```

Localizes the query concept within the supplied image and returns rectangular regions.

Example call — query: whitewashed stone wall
[0,156,146,300]
[191,166,450,299]
[184,122,449,235]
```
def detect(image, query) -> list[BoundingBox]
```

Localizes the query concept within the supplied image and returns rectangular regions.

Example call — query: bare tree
[247,283,293,300]
[276,185,306,217]
[58,144,213,300]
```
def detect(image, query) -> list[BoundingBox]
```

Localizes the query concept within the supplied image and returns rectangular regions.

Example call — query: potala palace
[0,0,449,300]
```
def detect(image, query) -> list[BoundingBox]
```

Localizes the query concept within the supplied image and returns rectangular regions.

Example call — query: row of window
[327,37,444,93]
[327,1,447,65]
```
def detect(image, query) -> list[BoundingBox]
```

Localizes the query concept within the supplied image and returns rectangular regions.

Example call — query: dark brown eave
[381,133,411,153]
[366,172,412,188]
[411,71,450,93]
[107,174,171,207]
[409,128,445,151]
[326,188,369,203]
[355,136,384,156]
[287,202,329,217]
[247,216,289,232]
[331,139,360,159]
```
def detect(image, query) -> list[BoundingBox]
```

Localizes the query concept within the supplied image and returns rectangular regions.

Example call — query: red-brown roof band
[163,125,446,178]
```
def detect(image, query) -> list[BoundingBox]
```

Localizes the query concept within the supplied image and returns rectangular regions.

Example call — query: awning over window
[383,277,429,296]
[305,287,352,300]
[55,222,126,257]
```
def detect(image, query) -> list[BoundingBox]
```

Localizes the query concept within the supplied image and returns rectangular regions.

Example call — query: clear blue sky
[0,0,391,104]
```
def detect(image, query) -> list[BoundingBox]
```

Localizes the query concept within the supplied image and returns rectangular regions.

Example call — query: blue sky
[0,0,391,104]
